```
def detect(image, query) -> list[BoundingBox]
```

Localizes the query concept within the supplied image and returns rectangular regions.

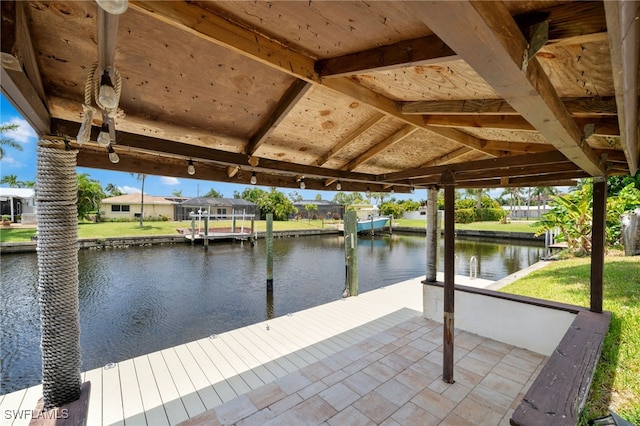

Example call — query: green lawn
[500,257,640,424]
[0,218,541,243]
[393,218,541,234]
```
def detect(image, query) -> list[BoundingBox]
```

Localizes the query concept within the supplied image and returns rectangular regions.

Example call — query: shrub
[476,208,507,222]
[455,208,475,224]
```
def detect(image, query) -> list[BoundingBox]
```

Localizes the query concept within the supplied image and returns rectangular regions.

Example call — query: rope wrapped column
[36,145,81,409]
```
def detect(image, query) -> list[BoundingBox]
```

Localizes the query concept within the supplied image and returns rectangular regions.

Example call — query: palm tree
[105,183,123,197]
[501,187,523,217]
[0,124,22,160]
[130,173,146,227]
[0,174,25,188]
[464,188,484,209]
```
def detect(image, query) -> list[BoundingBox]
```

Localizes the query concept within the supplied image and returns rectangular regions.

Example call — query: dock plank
[197,339,255,393]
[232,328,296,376]
[10,384,41,426]
[209,336,265,389]
[160,348,206,418]
[101,364,124,426]
[0,387,27,426]
[83,368,102,426]
[132,355,170,426]
[172,345,222,410]
[185,341,238,403]
[217,334,277,385]
[118,359,147,426]
[147,352,189,425]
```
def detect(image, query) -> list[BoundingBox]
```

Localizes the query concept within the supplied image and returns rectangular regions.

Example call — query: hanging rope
[36,145,82,409]
[75,62,122,144]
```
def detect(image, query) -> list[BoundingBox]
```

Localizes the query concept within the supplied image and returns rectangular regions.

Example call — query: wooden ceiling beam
[383,150,569,181]
[316,113,385,166]
[403,97,618,116]
[419,147,474,168]
[245,79,312,157]
[604,0,640,175]
[316,34,457,78]
[414,1,604,176]
[316,1,607,78]
[342,125,418,171]
[50,118,384,185]
[423,115,620,136]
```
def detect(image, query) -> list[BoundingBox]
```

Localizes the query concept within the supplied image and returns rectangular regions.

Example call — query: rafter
[419,147,474,168]
[342,125,418,171]
[383,150,569,181]
[423,115,620,136]
[413,1,604,176]
[316,113,385,166]
[245,79,311,157]
[403,97,618,116]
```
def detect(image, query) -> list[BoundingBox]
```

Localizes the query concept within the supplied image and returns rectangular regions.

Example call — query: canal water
[0,233,543,394]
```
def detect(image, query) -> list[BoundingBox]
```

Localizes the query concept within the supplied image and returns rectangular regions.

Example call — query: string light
[336,180,342,191]
[299,178,306,190]
[97,122,111,146]
[107,145,119,163]
[96,0,128,15]
[187,160,196,176]
[98,71,118,109]
[250,172,257,185]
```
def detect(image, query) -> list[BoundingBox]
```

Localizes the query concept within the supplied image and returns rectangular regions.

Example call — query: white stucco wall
[423,284,576,355]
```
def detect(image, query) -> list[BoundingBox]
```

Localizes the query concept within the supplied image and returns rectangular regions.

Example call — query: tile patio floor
[181,316,547,426]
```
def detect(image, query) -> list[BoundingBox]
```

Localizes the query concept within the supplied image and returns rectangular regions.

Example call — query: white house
[0,188,36,224]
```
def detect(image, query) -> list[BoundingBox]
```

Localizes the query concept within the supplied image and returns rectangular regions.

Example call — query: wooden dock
[0,274,493,425]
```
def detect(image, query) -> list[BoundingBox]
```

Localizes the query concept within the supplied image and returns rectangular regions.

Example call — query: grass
[394,218,541,234]
[0,219,338,242]
[500,256,640,424]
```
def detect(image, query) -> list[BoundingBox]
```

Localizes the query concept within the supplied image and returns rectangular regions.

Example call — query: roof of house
[2,1,638,192]
[100,194,182,205]
[294,200,342,206]
[0,188,35,199]
[180,197,257,207]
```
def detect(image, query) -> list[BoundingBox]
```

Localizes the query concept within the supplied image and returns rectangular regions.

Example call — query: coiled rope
[36,146,82,409]
[76,63,122,144]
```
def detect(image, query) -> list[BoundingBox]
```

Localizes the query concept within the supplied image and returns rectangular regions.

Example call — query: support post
[590,178,606,313]
[344,210,359,296]
[266,213,273,291]
[204,216,209,251]
[250,216,256,246]
[443,184,455,383]
[36,145,82,408]
[190,216,195,246]
[426,187,439,282]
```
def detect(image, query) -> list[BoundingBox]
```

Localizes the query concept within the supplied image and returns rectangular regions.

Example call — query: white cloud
[160,176,180,185]
[1,118,37,144]
[119,185,141,194]
[0,156,22,166]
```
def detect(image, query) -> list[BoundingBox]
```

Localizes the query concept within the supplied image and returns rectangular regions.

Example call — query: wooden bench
[511,310,611,425]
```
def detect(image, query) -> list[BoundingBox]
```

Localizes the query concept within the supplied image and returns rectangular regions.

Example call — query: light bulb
[97,123,111,146]
[96,0,128,15]
[107,145,119,163]
[98,71,118,109]
[390,186,395,194]
[250,172,257,185]
[299,179,305,190]
[187,160,196,176]
[336,181,341,191]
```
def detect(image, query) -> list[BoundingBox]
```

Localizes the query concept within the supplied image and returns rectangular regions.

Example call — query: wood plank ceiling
[1,0,638,193]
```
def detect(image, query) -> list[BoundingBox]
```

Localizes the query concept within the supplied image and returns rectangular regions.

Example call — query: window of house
[111,205,131,212]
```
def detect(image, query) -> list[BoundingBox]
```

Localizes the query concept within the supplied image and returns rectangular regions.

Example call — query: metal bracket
[522,20,549,71]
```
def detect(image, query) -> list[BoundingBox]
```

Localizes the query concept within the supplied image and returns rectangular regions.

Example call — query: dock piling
[344,210,358,297]
[266,213,273,291]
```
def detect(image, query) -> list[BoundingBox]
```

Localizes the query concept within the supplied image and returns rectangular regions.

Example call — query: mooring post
[250,216,256,246]
[266,213,273,291]
[204,215,209,251]
[232,215,236,233]
[344,210,358,296]
[190,216,195,246]
[590,177,606,313]
[426,187,439,282]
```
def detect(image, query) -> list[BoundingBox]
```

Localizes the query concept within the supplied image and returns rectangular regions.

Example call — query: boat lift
[183,210,256,250]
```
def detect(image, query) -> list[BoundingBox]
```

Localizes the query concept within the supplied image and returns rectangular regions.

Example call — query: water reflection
[0,233,542,394]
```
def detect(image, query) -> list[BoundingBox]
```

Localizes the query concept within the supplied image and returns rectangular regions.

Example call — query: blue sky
[1,94,423,202]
